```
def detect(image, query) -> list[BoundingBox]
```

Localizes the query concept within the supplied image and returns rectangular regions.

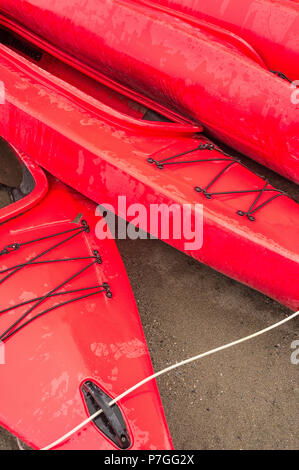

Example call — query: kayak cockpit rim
[0,139,48,225]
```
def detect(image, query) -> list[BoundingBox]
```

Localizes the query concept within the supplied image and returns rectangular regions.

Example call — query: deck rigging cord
[0,284,111,315]
[0,219,112,342]
[0,221,90,285]
[0,255,102,275]
[42,310,298,450]
[0,252,103,342]
[148,143,290,222]
[0,285,111,342]
[0,220,89,256]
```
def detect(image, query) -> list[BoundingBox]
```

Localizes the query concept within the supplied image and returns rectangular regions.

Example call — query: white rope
[42,310,298,450]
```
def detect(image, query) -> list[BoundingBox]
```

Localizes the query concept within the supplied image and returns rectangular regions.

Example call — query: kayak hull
[0,45,297,311]
[148,0,299,81]
[0,148,172,450]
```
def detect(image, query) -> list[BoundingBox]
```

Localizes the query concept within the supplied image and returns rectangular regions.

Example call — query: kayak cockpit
[0,24,177,125]
[0,137,35,209]
[0,138,48,224]
[0,22,201,136]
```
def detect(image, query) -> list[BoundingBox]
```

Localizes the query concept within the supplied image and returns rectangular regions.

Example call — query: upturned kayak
[0,144,172,450]
[144,0,299,81]
[0,0,298,183]
[0,40,297,311]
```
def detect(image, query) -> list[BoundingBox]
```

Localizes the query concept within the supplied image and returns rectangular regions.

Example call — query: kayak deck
[0,32,297,310]
[0,147,172,450]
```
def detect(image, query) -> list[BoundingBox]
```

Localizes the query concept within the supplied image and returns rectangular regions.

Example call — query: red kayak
[0,0,298,183]
[0,40,297,311]
[0,144,172,450]
[147,0,299,81]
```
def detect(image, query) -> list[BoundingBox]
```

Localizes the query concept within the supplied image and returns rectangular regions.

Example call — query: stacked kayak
[0,0,298,182]
[0,143,172,450]
[0,0,297,453]
[0,37,297,310]
[147,0,299,81]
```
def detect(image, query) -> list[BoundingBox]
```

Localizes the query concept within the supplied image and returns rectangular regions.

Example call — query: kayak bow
[146,0,299,81]
[0,0,297,182]
[0,43,297,310]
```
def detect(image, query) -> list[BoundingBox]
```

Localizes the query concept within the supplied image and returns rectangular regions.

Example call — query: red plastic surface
[0,0,298,182]
[0,46,297,311]
[148,0,299,81]
[131,0,268,68]
[0,152,172,450]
